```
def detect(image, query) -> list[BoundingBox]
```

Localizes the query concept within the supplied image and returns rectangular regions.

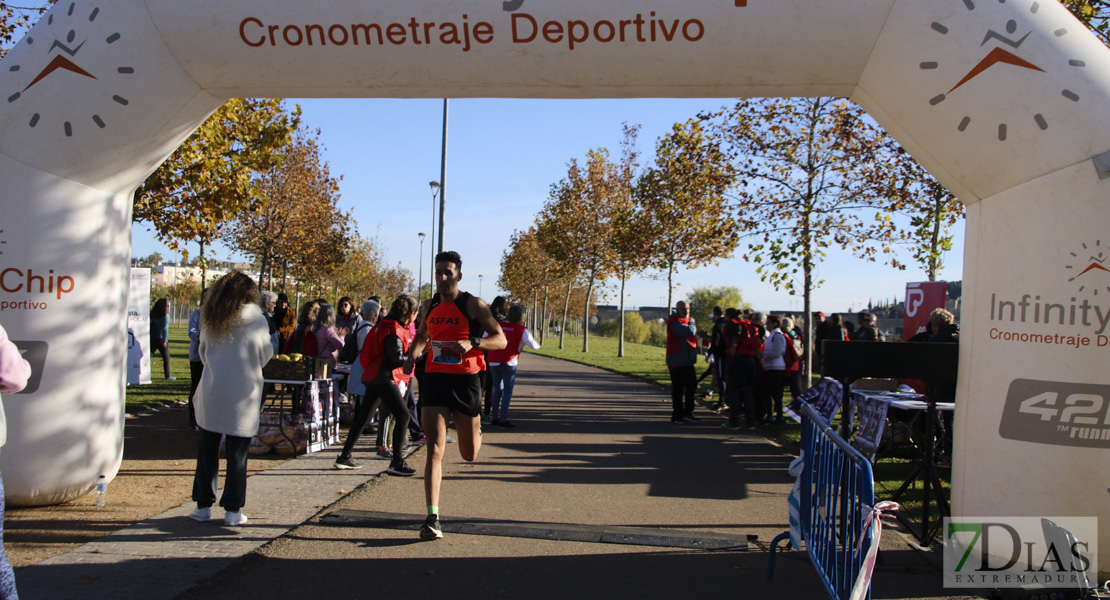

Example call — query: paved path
[14,353,973,600]
[13,429,419,600]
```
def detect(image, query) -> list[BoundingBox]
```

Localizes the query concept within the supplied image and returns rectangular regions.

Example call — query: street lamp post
[417,232,426,302]
[478,274,483,298]
[437,99,448,254]
[429,181,441,291]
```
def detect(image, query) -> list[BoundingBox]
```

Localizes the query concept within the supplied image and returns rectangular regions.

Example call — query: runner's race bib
[430,340,462,365]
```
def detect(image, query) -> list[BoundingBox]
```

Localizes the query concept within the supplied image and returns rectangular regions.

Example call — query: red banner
[903,281,947,341]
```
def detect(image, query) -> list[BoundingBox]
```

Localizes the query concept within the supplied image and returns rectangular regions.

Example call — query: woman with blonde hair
[313,303,345,370]
[189,271,274,526]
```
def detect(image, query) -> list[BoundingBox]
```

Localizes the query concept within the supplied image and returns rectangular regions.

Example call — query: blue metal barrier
[768,402,877,600]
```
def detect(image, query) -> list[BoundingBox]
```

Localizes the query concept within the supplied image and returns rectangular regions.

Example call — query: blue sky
[129,97,964,313]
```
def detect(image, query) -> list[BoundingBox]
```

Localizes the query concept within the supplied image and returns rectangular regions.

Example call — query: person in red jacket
[666,300,700,423]
[487,303,541,428]
[723,310,764,430]
[404,251,506,541]
[334,295,419,476]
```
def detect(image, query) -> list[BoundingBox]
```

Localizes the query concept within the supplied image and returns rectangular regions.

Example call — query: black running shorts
[420,372,482,417]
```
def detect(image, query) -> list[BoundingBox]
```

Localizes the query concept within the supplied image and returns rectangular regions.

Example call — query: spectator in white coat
[189,272,274,527]
[760,314,788,424]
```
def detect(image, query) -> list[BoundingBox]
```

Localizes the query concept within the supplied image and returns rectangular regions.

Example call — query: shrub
[594,312,653,345]
[646,319,667,347]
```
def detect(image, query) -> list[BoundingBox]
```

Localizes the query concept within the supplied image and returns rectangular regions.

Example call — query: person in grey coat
[189,272,274,527]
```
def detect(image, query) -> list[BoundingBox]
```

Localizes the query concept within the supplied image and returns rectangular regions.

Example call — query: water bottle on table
[94,475,107,507]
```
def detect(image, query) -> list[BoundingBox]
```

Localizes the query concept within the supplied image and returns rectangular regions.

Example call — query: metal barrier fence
[769,402,877,600]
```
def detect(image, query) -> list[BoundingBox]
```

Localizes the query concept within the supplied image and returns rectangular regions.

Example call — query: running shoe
[671,416,688,424]
[386,459,417,477]
[376,448,393,459]
[224,510,248,526]
[497,420,516,429]
[333,456,362,470]
[491,419,501,427]
[684,414,701,422]
[721,422,743,431]
[166,376,176,381]
[445,433,456,443]
[188,506,211,521]
[409,434,427,445]
[420,514,443,540]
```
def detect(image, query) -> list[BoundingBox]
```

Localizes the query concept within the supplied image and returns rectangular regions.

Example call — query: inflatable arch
[1,0,1109,570]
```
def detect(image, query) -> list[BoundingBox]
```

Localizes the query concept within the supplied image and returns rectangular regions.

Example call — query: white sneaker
[188,506,211,522]
[224,510,248,526]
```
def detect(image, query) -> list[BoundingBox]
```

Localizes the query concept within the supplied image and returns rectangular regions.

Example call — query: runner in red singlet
[404,251,506,540]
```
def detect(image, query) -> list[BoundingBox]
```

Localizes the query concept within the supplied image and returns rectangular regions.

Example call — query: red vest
[424,292,485,374]
[359,317,412,385]
[665,315,698,356]
[487,321,526,364]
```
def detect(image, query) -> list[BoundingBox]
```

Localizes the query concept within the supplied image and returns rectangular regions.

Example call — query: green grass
[529,333,949,529]
[124,322,193,413]
[529,332,672,388]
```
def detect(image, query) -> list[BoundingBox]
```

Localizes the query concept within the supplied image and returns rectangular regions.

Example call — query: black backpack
[338,321,371,364]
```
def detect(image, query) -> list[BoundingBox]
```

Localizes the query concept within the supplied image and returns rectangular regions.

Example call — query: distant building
[151,264,260,287]
[594,305,670,325]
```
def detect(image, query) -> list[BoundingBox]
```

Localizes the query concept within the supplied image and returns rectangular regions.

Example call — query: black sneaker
[491,419,501,427]
[333,456,362,470]
[420,514,443,540]
[498,420,516,429]
[683,414,701,422]
[671,416,688,424]
[386,460,417,477]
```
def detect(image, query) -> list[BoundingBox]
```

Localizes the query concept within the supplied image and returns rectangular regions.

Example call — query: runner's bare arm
[461,296,506,352]
[403,298,433,373]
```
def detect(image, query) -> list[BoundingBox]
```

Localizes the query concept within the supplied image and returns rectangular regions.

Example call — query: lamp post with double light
[417,232,426,302]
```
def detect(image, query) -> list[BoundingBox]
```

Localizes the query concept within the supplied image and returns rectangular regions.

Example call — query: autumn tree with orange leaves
[327,233,413,303]
[536,148,624,352]
[636,119,739,312]
[499,227,557,340]
[133,99,301,284]
[226,128,349,292]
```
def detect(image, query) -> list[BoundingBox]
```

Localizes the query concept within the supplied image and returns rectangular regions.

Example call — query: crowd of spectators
[669,303,959,430]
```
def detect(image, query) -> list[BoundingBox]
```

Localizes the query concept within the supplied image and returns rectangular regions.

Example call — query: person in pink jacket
[313,304,346,370]
[0,322,31,599]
